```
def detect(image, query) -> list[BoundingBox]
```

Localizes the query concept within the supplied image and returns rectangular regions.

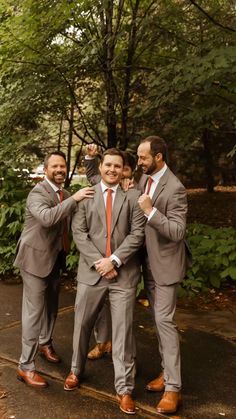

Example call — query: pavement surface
[0,279,235,419]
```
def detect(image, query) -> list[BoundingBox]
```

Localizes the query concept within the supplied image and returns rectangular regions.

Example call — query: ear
[99,162,102,173]
[155,153,163,162]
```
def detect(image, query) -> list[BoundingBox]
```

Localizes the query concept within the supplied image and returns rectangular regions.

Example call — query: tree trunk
[64,102,74,188]
[120,0,140,150]
[101,0,118,148]
[202,128,215,193]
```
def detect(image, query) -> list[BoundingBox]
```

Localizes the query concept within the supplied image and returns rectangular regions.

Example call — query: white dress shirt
[45,177,62,201]
[145,163,168,220]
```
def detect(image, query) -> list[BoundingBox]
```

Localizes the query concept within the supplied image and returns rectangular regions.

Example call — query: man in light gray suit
[84,144,137,361]
[137,136,191,414]
[14,151,94,388]
[64,148,145,415]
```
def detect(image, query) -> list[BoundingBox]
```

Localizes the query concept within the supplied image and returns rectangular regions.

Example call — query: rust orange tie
[58,190,70,253]
[105,188,113,257]
[146,176,153,195]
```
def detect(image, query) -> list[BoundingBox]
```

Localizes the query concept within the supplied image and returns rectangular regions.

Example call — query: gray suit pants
[143,257,181,392]
[19,260,61,371]
[71,279,136,395]
[93,297,112,343]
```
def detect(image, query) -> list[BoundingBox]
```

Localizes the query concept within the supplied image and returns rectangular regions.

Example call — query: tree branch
[188,0,236,32]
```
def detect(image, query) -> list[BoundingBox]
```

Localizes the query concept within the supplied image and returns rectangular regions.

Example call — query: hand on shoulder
[72,187,94,202]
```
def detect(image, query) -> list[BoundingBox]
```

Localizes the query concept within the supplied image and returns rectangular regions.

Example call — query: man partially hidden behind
[137,136,192,414]
[14,151,94,388]
[64,148,145,415]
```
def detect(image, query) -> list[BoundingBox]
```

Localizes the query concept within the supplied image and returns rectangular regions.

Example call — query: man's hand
[72,187,94,202]
[94,258,117,279]
[104,268,118,280]
[86,143,98,157]
[138,193,153,216]
[120,178,135,191]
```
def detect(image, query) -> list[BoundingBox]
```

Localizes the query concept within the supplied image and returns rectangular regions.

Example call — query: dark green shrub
[180,224,236,296]
[0,168,32,275]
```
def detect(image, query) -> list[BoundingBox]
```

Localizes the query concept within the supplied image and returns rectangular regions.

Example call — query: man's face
[137,142,158,175]
[99,154,123,186]
[122,165,133,179]
[44,155,67,186]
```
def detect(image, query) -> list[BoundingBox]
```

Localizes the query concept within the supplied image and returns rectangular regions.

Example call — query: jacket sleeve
[147,184,187,242]
[112,192,146,265]
[27,188,77,227]
[84,158,101,185]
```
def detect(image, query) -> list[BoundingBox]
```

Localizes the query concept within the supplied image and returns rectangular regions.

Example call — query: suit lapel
[111,186,126,234]
[151,168,170,204]
[94,184,107,230]
[41,180,59,205]
[94,184,126,234]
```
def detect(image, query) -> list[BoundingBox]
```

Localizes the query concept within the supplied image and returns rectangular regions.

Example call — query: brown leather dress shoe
[17,368,48,388]
[64,372,79,391]
[39,344,61,363]
[156,391,182,414]
[146,372,164,392]
[117,394,136,415]
[87,341,112,360]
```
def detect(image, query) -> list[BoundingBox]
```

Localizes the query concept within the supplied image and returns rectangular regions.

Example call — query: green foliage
[66,240,79,273]
[0,168,32,274]
[179,224,236,297]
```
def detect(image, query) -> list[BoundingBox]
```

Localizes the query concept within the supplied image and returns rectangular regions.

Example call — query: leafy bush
[180,224,236,296]
[0,168,32,275]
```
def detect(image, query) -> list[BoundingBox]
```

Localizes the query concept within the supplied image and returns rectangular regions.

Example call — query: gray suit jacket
[84,158,101,185]
[14,180,77,278]
[72,183,145,289]
[139,168,191,285]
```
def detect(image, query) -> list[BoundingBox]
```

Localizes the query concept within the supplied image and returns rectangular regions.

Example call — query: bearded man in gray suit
[137,136,191,415]
[14,151,94,388]
[64,148,145,415]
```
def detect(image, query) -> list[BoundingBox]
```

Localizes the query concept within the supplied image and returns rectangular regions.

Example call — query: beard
[141,159,157,175]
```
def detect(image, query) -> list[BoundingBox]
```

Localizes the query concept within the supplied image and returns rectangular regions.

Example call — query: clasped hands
[94,258,118,280]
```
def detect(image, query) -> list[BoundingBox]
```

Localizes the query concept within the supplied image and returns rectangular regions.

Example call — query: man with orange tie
[14,151,94,388]
[64,148,145,415]
[137,136,191,414]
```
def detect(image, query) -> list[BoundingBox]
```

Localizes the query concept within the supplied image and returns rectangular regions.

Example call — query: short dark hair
[123,151,136,172]
[44,151,67,168]
[140,136,167,162]
[100,148,125,166]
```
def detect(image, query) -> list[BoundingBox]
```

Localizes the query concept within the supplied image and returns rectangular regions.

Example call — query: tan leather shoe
[17,368,48,388]
[156,391,182,414]
[64,372,79,391]
[146,372,164,392]
[87,341,112,360]
[117,394,136,415]
[39,344,61,363]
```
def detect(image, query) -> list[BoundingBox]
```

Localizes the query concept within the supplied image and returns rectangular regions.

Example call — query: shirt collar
[151,163,168,183]
[45,177,62,193]
[100,180,119,193]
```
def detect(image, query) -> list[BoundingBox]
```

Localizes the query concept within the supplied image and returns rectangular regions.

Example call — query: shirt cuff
[110,254,122,267]
[84,155,96,160]
[146,207,157,221]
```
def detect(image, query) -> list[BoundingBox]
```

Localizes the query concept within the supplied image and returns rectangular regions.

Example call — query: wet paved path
[0,280,235,418]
